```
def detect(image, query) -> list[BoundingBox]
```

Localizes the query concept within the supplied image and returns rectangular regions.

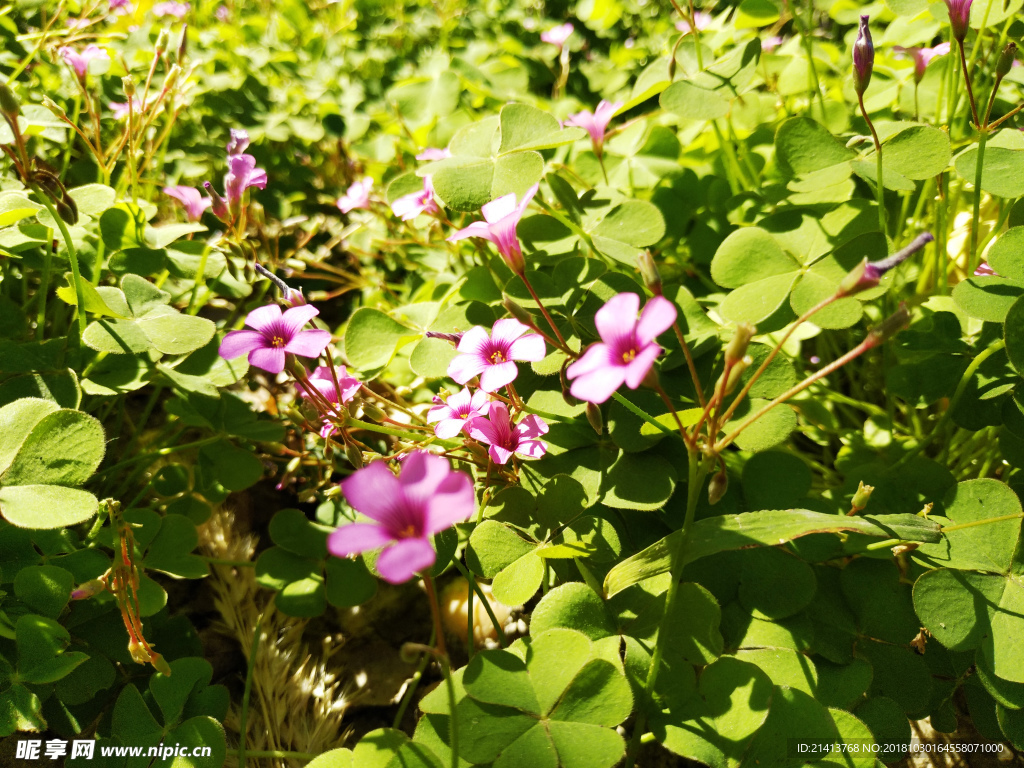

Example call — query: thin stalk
[237,613,264,768]
[33,188,86,340]
[393,627,435,729]
[857,93,886,234]
[452,559,508,647]
[970,128,989,274]
[521,273,569,350]
[424,575,458,768]
[673,321,706,408]
[959,40,981,128]
[35,229,53,339]
[610,391,678,438]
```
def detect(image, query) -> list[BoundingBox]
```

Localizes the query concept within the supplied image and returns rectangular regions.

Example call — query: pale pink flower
[218,304,331,374]
[60,45,110,79]
[427,388,489,439]
[215,5,229,20]
[337,177,373,213]
[110,102,131,120]
[446,184,538,275]
[565,100,623,156]
[675,11,711,34]
[163,185,211,221]
[226,128,249,155]
[975,262,998,276]
[415,147,452,161]
[567,292,677,404]
[153,1,189,18]
[447,319,546,393]
[329,451,475,583]
[761,36,784,52]
[110,0,131,9]
[541,22,574,48]
[895,43,951,82]
[391,176,441,221]
[224,154,267,210]
[298,364,361,406]
[466,401,548,465]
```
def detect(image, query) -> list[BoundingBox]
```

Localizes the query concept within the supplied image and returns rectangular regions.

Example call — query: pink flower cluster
[202,129,267,223]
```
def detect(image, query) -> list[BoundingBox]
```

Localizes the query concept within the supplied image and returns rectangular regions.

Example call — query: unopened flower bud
[637,250,662,295]
[725,323,756,364]
[122,75,136,98]
[846,134,868,148]
[867,302,911,346]
[946,0,972,43]
[345,442,363,468]
[178,24,188,62]
[585,402,603,435]
[203,181,229,221]
[0,82,20,118]
[285,456,301,474]
[425,330,464,345]
[155,29,170,55]
[708,467,728,505]
[56,196,78,225]
[151,652,172,676]
[996,42,1017,81]
[71,577,107,600]
[837,232,933,297]
[283,287,305,307]
[163,64,181,92]
[716,354,751,396]
[847,481,874,515]
[503,295,536,327]
[853,15,874,96]
[362,403,386,422]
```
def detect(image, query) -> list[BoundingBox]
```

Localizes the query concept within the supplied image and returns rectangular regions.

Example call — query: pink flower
[565,100,623,156]
[163,185,211,221]
[60,45,110,79]
[567,292,677,404]
[391,175,441,221]
[215,5,229,20]
[945,0,972,41]
[329,452,475,584]
[975,262,999,276]
[761,35,784,52]
[447,318,546,393]
[337,177,373,213]
[427,388,489,438]
[675,11,711,34]
[219,304,331,374]
[446,184,538,275]
[466,402,548,465]
[226,128,249,155]
[109,0,133,12]
[416,147,452,161]
[110,102,131,120]
[299,364,361,406]
[224,153,267,211]
[541,22,574,48]
[895,43,951,82]
[153,1,189,18]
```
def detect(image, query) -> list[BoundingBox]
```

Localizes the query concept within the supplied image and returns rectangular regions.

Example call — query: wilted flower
[837,232,934,296]
[447,184,539,275]
[565,100,623,157]
[153,1,189,18]
[945,0,972,42]
[163,186,211,221]
[219,304,331,374]
[853,15,874,96]
[226,128,250,155]
[567,292,677,404]
[224,154,267,212]
[391,175,441,220]
[337,177,373,213]
[428,388,490,438]
[60,46,110,79]
[675,11,711,34]
[415,147,452,161]
[467,401,548,465]
[895,43,951,82]
[329,452,475,584]
[447,318,546,393]
[541,22,574,48]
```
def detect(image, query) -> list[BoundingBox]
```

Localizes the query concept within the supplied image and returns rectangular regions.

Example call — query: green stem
[452,559,508,647]
[36,229,53,339]
[34,189,86,340]
[348,417,460,447]
[857,94,886,234]
[238,614,264,768]
[970,128,988,274]
[393,627,435,729]
[611,391,678,438]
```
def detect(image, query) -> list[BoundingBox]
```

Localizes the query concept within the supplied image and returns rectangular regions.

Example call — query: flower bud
[178,24,188,62]
[122,75,136,98]
[0,82,20,119]
[837,232,933,297]
[716,354,751,396]
[708,467,728,505]
[163,64,181,92]
[155,28,170,55]
[637,250,662,296]
[503,295,536,327]
[345,442,364,468]
[945,0,972,43]
[585,402,603,435]
[425,330,464,346]
[845,134,868,148]
[151,652,172,676]
[853,15,874,96]
[866,302,911,346]
[362,403,386,422]
[847,481,874,515]
[203,181,229,221]
[725,323,756,364]
[71,577,107,600]
[56,195,78,225]
[996,42,1017,81]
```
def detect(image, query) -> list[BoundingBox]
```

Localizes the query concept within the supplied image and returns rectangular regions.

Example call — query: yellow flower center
[622,349,636,363]
[398,524,417,538]
[270,335,286,348]
[490,350,506,363]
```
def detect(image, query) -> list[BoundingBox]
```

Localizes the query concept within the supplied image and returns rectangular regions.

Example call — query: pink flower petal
[567,343,614,378]
[515,414,549,439]
[490,318,529,346]
[283,328,331,358]
[515,439,547,460]
[479,360,519,392]
[447,220,495,244]
[245,303,283,332]
[466,416,501,446]
[423,473,476,534]
[595,292,640,345]
[456,326,491,355]
[398,452,452,504]
[636,296,677,345]
[433,418,467,439]
[219,330,264,360]
[624,344,662,389]
[489,445,515,465]
[376,537,436,583]
[341,461,402,522]
[481,193,518,224]
[448,352,488,384]
[328,523,394,557]
[569,366,628,404]
[509,332,546,362]
[279,304,321,337]
[248,346,287,373]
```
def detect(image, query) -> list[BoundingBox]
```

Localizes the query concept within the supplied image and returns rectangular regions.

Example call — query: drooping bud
[725,323,756,364]
[996,42,1017,81]
[362,403,387,422]
[866,302,911,346]
[425,330,464,345]
[56,196,78,225]
[345,442,364,469]
[203,181,229,221]
[637,250,662,296]
[852,15,874,96]
[945,0,973,43]
[847,481,875,515]
[0,82,20,119]
[585,402,603,435]
[708,467,728,505]
[837,232,934,297]
[503,295,536,327]
[122,75,136,98]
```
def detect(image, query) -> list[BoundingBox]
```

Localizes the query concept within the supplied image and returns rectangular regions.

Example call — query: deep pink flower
[975,262,998,276]
[945,0,972,41]
[565,100,623,156]
[541,22,574,48]
[853,15,874,95]
[675,11,711,34]
[224,154,267,211]
[60,46,110,79]
[153,1,189,18]
[415,147,452,161]
[428,388,490,438]
[337,177,372,213]
[329,452,475,584]
[299,364,361,406]
[446,184,538,275]
[226,128,249,155]
[219,304,331,374]
[163,185,211,221]
[392,175,441,220]
[466,402,548,465]
[895,43,951,82]
[447,319,546,393]
[567,292,677,404]
[110,0,131,8]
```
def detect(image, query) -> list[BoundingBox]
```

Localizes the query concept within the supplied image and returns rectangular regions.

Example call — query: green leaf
[100,205,148,251]
[136,308,216,356]
[1006,296,1024,376]
[306,749,354,768]
[775,117,856,177]
[988,227,1024,283]
[498,103,587,154]
[0,408,105,487]
[660,80,730,121]
[955,131,1024,198]
[467,520,537,578]
[269,508,330,559]
[0,484,98,528]
[353,728,444,768]
[325,557,378,607]
[953,276,1023,323]
[68,184,116,217]
[167,716,227,768]
[590,201,666,249]
[0,191,43,227]
[344,307,414,372]
[432,152,545,212]
[0,398,60,477]
[150,657,214,728]
[880,124,951,181]
[492,551,545,606]
[719,272,799,325]
[389,71,461,127]
[463,650,541,714]
[13,565,73,619]
[144,515,208,579]
[601,451,677,511]
[711,227,799,289]
[738,547,816,619]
